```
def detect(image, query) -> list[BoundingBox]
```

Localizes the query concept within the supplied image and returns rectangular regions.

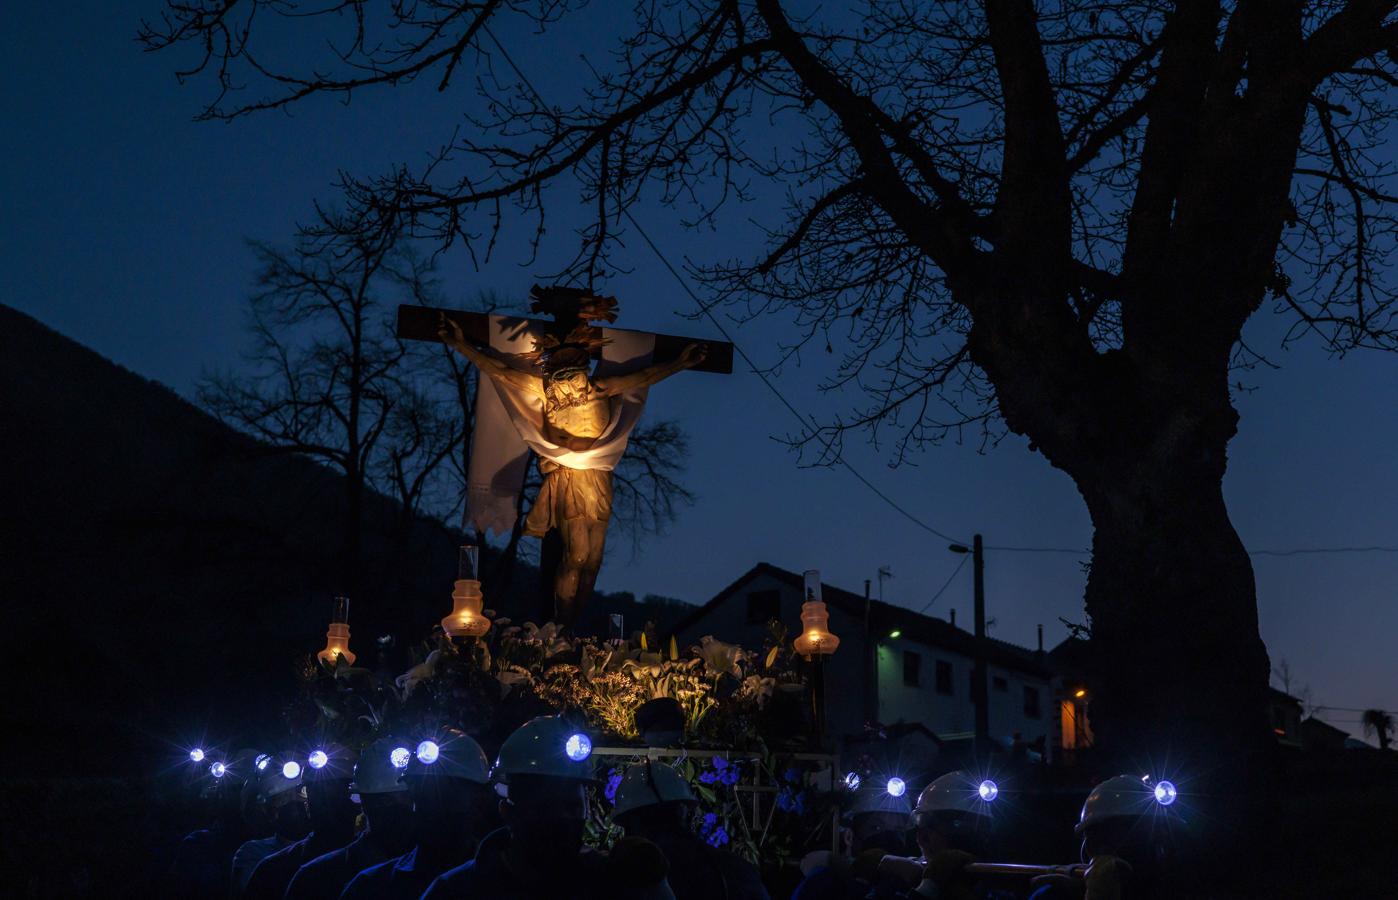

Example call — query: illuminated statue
[435,287,710,626]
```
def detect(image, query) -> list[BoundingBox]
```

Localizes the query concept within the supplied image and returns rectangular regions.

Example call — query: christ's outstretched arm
[596,343,708,396]
[438,314,545,397]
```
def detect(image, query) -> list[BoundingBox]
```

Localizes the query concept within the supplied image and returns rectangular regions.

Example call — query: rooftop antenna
[877,565,894,604]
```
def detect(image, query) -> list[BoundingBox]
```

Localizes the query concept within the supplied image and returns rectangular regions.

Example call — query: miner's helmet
[492,715,595,785]
[302,741,357,781]
[611,759,696,821]
[258,752,307,800]
[404,728,491,784]
[1077,774,1178,834]
[349,738,412,795]
[846,776,914,821]
[913,771,999,826]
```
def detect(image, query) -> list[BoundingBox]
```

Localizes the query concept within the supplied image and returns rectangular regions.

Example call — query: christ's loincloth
[524,460,613,536]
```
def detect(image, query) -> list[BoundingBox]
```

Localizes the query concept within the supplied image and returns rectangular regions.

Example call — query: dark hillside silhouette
[0,303,689,773]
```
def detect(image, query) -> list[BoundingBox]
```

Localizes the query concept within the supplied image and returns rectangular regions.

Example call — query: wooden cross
[395,304,734,374]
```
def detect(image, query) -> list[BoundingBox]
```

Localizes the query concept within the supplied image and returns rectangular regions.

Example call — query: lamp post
[317,595,357,666]
[794,569,840,748]
[950,535,988,747]
[441,545,491,640]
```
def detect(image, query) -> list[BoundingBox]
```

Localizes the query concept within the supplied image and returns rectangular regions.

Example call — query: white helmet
[914,771,1000,820]
[492,715,594,784]
[612,760,696,819]
[1077,774,1177,833]
[847,776,914,819]
[350,738,412,795]
[404,729,491,784]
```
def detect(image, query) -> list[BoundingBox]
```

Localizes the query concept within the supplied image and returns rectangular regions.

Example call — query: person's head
[306,777,356,832]
[255,758,311,841]
[1075,775,1178,870]
[912,772,998,858]
[492,716,595,867]
[360,792,415,854]
[612,760,696,840]
[500,774,590,865]
[403,731,494,853]
[350,738,415,853]
[302,743,359,833]
[844,776,913,855]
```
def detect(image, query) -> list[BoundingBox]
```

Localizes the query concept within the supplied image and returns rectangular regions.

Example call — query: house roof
[668,562,1052,678]
[1268,687,1304,707]
[1300,716,1350,739]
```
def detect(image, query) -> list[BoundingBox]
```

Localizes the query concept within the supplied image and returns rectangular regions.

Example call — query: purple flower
[783,767,802,784]
[605,768,622,803]
[711,756,729,770]
[706,826,730,847]
[699,771,718,784]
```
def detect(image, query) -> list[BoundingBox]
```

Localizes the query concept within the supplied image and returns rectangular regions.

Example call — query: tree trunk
[1076,458,1271,765]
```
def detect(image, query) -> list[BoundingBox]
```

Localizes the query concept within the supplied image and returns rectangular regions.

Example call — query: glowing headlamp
[255,754,271,772]
[308,750,329,770]
[978,779,999,801]
[417,740,441,765]
[209,761,227,779]
[1153,780,1177,806]
[844,772,861,791]
[886,777,906,798]
[565,733,592,762]
[282,761,302,780]
[390,747,411,769]
[189,748,206,763]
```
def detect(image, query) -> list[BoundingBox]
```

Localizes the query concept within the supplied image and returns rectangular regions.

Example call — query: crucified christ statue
[436,290,708,627]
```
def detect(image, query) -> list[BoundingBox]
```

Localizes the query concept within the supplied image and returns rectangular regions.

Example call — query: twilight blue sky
[4,5,1394,737]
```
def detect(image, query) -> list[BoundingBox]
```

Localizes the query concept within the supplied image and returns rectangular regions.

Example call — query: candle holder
[441,545,491,639]
[317,595,357,666]
[792,570,838,749]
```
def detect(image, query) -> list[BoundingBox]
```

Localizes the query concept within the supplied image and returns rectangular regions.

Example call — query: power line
[477,25,1398,562]
[914,554,969,615]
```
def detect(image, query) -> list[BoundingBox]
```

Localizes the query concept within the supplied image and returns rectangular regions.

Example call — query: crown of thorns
[523,284,617,371]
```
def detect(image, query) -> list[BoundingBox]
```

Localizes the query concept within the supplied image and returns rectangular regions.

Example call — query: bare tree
[200,212,428,590]
[147,0,1398,783]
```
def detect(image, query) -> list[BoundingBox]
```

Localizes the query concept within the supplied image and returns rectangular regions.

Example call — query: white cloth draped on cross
[467,314,656,534]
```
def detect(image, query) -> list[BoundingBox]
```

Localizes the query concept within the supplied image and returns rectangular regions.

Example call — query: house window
[992,676,1008,692]
[903,650,922,687]
[746,590,780,624]
[1024,686,1041,719]
[935,659,953,695]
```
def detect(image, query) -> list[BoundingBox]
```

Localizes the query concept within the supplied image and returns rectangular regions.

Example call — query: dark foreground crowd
[168,715,1171,900]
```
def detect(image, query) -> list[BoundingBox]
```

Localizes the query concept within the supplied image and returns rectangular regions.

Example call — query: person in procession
[167,749,262,899]
[241,744,358,899]
[420,715,606,899]
[1027,774,1181,900]
[792,774,914,900]
[229,754,311,898]
[339,729,495,900]
[611,758,769,900]
[284,738,416,900]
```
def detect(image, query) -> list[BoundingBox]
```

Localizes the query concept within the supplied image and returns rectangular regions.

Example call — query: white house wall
[675,571,1052,747]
